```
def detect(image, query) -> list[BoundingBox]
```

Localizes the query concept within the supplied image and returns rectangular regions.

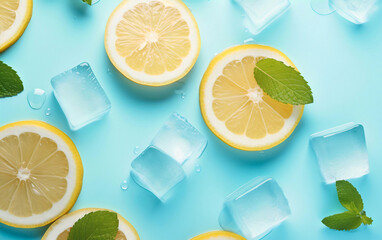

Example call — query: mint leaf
[254,58,313,105]
[0,61,23,98]
[360,211,373,225]
[322,211,362,231]
[336,180,363,213]
[68,211,118,240]
[82,0,92,5]
[322,180,372,231]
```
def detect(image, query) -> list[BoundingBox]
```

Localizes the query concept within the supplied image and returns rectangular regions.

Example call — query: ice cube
[330,0,378,24]
[219,177,291,240]
[151,113,207,165]
[310,123,369,184]
[51,62,111,131]
[233,0,291,35]
[130,113,207,201]
[131,146,186,202]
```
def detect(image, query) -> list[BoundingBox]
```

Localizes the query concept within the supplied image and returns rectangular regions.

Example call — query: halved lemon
[105,0,201,86]
[0,0,33,52]
[0,121,83,228]
[42,208,140,240]
[200,45,304,151]
[191,231,246,240]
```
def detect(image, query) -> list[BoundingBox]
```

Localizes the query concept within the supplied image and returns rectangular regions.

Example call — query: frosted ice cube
[330,0,378,24]
[130,113,207,201]
[219,177,291,240]
[233,0,291,35]
[151,113,207,165]
[131,146,186,202]
[310,123,369,184]
[51,62,111,131]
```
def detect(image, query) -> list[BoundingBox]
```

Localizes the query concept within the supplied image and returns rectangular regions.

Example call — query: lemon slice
[0,0,33,52]
[200,45,304,151]
[42,208,140,240]
[105,0,200,86]
[191,231,246,240]
[0,121,83,228]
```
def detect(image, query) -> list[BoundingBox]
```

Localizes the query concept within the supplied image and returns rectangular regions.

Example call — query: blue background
[1,0,382,239]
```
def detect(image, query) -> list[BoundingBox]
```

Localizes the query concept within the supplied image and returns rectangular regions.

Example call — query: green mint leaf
[360,211,373,225]
[322,211,362,231]
[336,180,363,213]
[254,58,313,105]
[68,211,119,240]
[82,0,92,5]
[0,61,23,98]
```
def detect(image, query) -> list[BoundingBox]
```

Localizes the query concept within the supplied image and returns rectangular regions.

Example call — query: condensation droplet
[120,179,129,191]
[45,108,52,116]
[195,164,201,173]
[133,146,140,155]
[27,89,46,110]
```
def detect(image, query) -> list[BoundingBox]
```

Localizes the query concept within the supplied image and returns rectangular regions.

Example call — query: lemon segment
[0,0,33,52]
[42,208,140,240]
[191,231,246,240]
[200,45,304,151]
[105,0,200,86]
[0,121,83,228]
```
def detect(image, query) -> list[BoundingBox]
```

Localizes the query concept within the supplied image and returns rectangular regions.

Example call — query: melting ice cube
[219,177,291,240]
[310,123,369,184]
[233,0,291,35]
[51,62,111,131]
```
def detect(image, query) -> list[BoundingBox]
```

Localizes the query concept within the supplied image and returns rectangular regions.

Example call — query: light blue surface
[1,0,382,239]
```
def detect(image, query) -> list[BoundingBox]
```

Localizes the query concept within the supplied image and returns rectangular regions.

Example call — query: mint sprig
[82,0,92,5]
[68,210,119,240]
[322,180,372,231]
[254,58,313,105]
[0,61,23,98]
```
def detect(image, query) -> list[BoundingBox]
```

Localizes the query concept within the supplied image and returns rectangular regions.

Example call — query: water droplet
[45,108,52,116]
[243,38,255,44]
[120,179,129,191]
[310,0,335,15]
[175,89,186,100]
[195,164,201,173]
[27,89,46,110]
[107,68,111,75]
[133,146,140,155]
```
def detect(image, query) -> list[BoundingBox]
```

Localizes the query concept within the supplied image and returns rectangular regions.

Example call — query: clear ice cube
[151,113,207,165]
[330,0,378,24]
[310,123,369,184]
[131,146,186,202]
[130,113,207,201]
[219,177,291,240]
[51,62,111,131]
[233,0,291,35]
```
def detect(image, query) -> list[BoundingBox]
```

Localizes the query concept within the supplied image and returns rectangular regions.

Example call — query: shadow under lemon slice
[0,0,33,52]
[0,121,83,228]
[199,45,304,151]
[191,231,246,240]
[42,208,140,240]
[105,0,201,86]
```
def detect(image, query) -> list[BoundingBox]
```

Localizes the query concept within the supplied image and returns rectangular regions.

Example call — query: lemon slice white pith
[0,0,33,52]
[200,45,304,151]
[191,231,246,240]
[42,208,140,240]
[0,121,83,228]
[105,0,201,86]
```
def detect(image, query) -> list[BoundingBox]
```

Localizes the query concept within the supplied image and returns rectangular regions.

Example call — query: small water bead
[133,146,140,155]
[175,89,186,100]
[243,38,255,44]
[195,164,201,173]
[27,88,46,110]
[45,108,52,116]
[120,179,129,191]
